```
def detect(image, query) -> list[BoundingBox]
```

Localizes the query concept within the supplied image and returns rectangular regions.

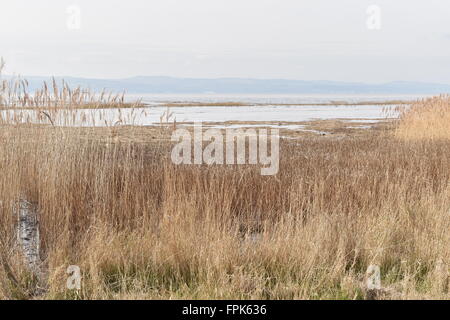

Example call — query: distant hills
[3,75,450,94]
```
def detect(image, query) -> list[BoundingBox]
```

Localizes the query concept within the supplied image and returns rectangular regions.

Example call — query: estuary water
[2,93,428,127]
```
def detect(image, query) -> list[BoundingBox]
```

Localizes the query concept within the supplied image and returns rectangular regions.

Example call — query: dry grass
[396,95,450,140]
[0,61,142,119]
[0,70,448,300]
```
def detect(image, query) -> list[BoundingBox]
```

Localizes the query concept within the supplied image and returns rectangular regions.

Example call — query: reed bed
[0,69,448,300]
[0,62,143,127]
[396,95,450,140]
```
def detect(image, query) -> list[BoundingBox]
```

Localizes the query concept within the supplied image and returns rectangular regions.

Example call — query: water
[128,93,429,105]
[0,104,399,127]
[143,104,397,124]
[1,94,419,127]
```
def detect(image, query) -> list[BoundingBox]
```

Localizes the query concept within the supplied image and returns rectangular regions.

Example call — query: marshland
[0,67,448,300]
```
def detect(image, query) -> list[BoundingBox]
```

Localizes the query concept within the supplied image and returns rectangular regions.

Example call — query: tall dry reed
[0,67,448,299]
[396,95,450,140]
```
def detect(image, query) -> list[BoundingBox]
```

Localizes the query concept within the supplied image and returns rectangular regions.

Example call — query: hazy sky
[1,0,450,83]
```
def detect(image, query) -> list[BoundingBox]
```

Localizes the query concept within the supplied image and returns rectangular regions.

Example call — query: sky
[1,0,450,83]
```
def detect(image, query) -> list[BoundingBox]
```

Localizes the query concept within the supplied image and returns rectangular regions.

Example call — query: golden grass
[0,69,448,300]
[396,95,450,140]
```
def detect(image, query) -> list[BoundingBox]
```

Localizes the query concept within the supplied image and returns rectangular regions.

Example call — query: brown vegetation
[396,95,450,140]
[0,70,448,300]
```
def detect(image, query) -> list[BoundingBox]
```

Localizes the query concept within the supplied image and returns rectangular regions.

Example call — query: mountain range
[4,75,450,94]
